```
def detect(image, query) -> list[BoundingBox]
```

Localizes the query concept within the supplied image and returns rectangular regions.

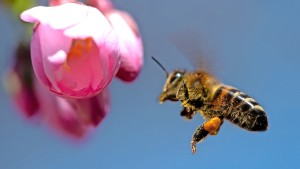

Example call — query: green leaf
[3,0,36,17]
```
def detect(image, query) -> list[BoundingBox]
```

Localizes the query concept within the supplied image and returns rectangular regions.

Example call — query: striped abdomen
[212,86,268,131]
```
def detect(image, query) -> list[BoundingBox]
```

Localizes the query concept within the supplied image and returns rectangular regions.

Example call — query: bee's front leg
[191,116,224,154]
[180,108,196,120]
[177,80,189,102]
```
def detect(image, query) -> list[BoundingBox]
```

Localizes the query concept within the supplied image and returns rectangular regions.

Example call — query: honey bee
[152,57,268,154]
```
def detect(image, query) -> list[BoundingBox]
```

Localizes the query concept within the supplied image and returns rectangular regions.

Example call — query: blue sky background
[1,0,300,169]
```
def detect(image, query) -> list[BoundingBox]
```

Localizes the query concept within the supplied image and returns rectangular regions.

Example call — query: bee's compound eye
[175,72,182,78]
[169,72,182,83]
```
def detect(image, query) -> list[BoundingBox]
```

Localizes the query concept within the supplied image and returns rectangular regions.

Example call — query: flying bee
[152,57,268,154]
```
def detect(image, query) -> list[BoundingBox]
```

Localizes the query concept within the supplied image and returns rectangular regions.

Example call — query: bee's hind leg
[191,116,224,154]
[191,124,208,154]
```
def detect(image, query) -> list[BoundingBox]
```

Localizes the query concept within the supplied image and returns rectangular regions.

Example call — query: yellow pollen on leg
[203,117,221,135]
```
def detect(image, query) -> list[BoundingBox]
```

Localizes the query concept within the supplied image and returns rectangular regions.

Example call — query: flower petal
[21,3,89,30]
[106,11,143,82]
[5,42,40,117]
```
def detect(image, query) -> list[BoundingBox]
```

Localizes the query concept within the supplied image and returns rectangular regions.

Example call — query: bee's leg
[191,116,224,154]
[177,80,189,105]
[180,108,196,119]
[191,124,208,154]
[177,77,204,101]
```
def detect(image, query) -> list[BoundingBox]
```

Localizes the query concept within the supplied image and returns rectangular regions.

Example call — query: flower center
[64,37,93,70]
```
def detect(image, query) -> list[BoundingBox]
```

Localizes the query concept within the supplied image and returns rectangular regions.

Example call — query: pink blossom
[20,3,120,98]
[35,77,111,138]
[5,42,111,137]
[4,42,39,117]
[89,0,144,82]
[107,11,144,82]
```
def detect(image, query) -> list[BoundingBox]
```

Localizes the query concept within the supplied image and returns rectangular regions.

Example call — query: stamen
[64,37,93,70]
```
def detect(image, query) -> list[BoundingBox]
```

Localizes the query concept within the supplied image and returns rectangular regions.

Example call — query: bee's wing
[167,31,216,73]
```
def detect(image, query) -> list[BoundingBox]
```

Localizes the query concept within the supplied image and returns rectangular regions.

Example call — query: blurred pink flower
[20,3,120,98]
[35,78,110,138]
[108,11,144,82]
[4,42,39,117]
[89,0,144,82]
[5,42,111,138]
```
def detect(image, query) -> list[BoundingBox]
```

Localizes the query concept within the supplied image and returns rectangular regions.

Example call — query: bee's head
[159,70,186,103]
[152,56,186,103]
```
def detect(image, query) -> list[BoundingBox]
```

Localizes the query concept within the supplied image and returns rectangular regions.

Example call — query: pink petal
[21,3,90,30]
[72,88,111,126]
[106,11,143,82]
[34,78,87,138]
[5,42,40,117]
[5,71,39,117]
[30,23,53,89]
[20,6,49,23]
[87,0,114,14]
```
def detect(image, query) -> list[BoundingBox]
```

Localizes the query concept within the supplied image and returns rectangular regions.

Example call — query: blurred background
[1,0,300,169]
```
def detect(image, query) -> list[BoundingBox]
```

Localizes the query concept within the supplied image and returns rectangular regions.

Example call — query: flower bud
[20,3,120,98]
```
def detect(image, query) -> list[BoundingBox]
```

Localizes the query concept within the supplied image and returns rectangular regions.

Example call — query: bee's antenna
[151,56,169,77]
